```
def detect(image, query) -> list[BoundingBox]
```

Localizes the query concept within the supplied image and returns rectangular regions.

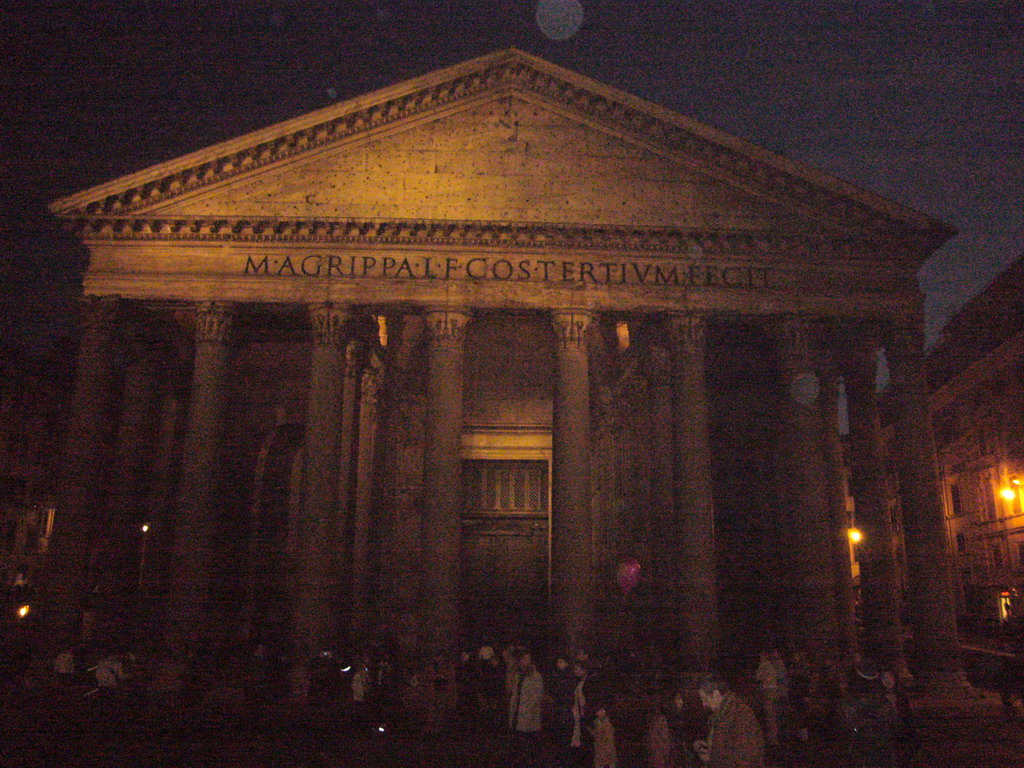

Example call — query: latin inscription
[243,254,771,289]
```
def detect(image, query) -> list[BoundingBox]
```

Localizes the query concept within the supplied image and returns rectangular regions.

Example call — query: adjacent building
[0,344,72,620]
[928,254,1024,630]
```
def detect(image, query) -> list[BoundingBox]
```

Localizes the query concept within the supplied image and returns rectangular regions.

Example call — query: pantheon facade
[47,50,962,686]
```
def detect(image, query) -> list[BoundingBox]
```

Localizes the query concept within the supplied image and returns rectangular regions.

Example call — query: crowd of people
[0,631,924,768]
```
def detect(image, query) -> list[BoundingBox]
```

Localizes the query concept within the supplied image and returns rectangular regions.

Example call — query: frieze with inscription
[242,253,772,289]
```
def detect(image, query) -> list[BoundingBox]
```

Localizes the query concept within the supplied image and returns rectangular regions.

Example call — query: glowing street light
[1001,487,1018,502]
[17,605,30,619]
[138,522,151,587]
[848,528,863,544]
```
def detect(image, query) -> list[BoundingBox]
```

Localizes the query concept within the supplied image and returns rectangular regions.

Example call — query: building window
[462,460,548,515]
[950,481,964,517]
[956,532,966,553]
[980,470,998,522]
[993,544,1004,569]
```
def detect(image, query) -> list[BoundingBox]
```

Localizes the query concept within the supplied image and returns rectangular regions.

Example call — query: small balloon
[616,559,641,594]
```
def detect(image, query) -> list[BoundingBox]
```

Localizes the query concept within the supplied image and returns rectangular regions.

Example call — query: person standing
[754,648,788,747]
[591,707,617,768]
[509,650,545,768]
[694,674,765,768]
[644,693,677,768]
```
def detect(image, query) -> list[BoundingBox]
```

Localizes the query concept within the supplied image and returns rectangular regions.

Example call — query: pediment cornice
[52,49,953,254]
[65,214,934,261]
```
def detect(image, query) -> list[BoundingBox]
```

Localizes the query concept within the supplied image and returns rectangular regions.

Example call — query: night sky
[3,0,1022,349]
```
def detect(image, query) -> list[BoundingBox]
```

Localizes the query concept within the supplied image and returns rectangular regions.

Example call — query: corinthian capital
[667,312,706,352]
[423,308,470,350]
[551,311,593,353]
[775,314,816,365]
[645,343,672,388]
[194,301,234,344]
[308,303,350,348]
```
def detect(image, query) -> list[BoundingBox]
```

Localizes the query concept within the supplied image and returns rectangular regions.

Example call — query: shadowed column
[818,367,858,663]
[775,315,839,658]
[350,348,383,642]
[551,310,594,653]
[668,312,718,674]
[166,301,234,644]
[45,295,119,641]
[887,320,965,689]
[844,334,905,672]
[291,303,349,694]
[645,340,675,653]
[421,308,469,653]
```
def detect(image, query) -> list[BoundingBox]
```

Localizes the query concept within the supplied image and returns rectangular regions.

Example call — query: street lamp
[848,528,863,544]
[138,522,150,588]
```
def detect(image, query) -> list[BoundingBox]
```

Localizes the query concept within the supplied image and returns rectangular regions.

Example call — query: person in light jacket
[509,650,545,768]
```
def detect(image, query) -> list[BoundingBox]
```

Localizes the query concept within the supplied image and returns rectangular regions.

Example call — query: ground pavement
[1,687,1023,767]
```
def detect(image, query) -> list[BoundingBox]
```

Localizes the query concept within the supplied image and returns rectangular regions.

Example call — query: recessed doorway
[460,458,550,647]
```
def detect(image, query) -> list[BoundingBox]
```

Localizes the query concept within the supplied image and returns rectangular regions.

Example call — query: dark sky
[3,0,1022,349]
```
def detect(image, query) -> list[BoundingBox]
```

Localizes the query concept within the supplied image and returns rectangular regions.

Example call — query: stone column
[421,308,469,653]
[144,389,184,594]
[645,340,676,652]
[334,336,364,635]
[551,311,594,652]
[166,301,234,643]
[291,303,349,682]
[106,345,156,573]
[887,320,965,688]
[843,334,905,672]
[350,350,383,641]
[45,295,119,639]
[336,338,364,534]
[818,368,858,661]
[775,315,839,657]
[668,313,718,673]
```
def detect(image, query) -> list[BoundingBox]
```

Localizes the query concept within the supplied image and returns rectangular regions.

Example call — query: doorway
[460,459,550,647]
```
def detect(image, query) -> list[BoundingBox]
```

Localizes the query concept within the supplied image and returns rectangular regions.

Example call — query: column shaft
[334,338,363,637]
[669,313,718,673]
[551,311,594,652]
[45,295,118,638]
[421,309,469,653]
[167,302,234,642]
[646,342,675,648]
[775,316,839,657]
[888,322,964,688]
[107,352,155,570]
[844,338,905,670]
[350,351,382,641]
[819,369,857,661]
[144,391,183,593]
[292,304,349,666]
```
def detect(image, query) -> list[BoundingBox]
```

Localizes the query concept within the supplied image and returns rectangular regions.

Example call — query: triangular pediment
[51,48,952,255]
[135,96,800,231]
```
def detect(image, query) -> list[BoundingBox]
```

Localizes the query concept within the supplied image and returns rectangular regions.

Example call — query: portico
[47,49,962,687]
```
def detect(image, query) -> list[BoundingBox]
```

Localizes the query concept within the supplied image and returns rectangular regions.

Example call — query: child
[591,707,618,768]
